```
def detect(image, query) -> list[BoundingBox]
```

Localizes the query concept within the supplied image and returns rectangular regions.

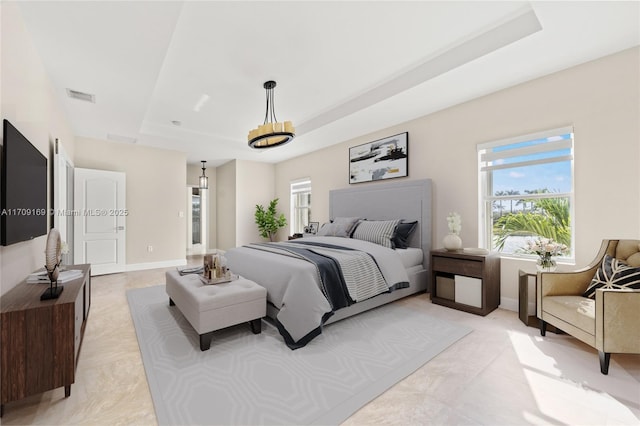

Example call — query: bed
[225,179,432,348]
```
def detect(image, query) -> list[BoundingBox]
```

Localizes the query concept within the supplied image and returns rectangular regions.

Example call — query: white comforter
[224,236,409,347]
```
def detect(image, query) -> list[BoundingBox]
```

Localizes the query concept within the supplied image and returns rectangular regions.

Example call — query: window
[290,178,311,235]
[478,126,574,259]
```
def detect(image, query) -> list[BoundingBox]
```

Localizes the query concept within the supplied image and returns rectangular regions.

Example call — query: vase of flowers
[443,212,462,251]
[522,237,568,272]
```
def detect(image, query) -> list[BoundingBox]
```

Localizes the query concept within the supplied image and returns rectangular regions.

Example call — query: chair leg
[540,320,547,336]
[599,351,610,375]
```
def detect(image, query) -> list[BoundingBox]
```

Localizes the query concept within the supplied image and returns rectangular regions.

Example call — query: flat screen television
[1,119,48,246]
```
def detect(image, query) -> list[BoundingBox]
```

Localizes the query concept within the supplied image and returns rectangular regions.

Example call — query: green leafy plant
[254,198,287,241]
[493,196,571,251]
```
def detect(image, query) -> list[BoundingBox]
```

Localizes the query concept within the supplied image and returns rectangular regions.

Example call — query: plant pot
[443,233,462,251]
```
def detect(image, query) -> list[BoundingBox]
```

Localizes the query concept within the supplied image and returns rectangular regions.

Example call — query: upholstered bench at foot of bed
[165,270,267,351]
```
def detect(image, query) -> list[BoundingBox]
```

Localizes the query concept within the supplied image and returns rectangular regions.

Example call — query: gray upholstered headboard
[329,179,432,269]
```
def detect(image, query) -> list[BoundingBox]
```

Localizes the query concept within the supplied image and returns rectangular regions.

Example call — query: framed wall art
[308,222,319,235]
[303,221,319,236]
[349,132,408,184]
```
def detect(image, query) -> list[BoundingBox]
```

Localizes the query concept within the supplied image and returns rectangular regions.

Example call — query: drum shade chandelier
[248,81,295,149]
[199,161,208,189]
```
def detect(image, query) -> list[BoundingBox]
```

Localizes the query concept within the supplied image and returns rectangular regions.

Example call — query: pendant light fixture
[199,161,208,189]
[248,80,295,149]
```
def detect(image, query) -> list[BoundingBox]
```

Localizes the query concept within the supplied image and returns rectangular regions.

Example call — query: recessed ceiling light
[66,88,96,103]
[171,120,182,126]
[107,133,137,144]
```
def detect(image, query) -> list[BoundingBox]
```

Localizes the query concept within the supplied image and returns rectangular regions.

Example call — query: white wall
[74,137,186,268]
[216,161,236,251]
[274,47,640,309]
[236,160,276,246]
[215,160,276,250]
[1,3,76,295]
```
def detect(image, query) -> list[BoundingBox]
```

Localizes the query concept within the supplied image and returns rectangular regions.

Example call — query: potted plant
[254,198,287,242]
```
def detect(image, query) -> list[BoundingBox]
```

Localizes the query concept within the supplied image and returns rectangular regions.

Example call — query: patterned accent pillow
[582,254,640,299]
[352,220,400,249]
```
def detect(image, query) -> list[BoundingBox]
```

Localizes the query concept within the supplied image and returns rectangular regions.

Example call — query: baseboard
[500,296,518,312]
[125,259,187,272]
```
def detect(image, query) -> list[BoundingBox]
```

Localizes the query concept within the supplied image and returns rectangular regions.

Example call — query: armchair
[537,239,640,374]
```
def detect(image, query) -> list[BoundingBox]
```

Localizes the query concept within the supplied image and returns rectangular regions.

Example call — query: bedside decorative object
[443,212,462,251]
[203,254,214,279]
[349,132,408,184]
[308,222,319,235]
[463,247,489,255]
[203,254,229,281]
[42,228,64,300]
[522,237,567,272]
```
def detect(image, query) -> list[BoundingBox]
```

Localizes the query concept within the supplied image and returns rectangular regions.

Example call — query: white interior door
[74,168,126,275]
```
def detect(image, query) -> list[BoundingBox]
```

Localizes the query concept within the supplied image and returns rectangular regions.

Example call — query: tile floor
[2,264,639,425]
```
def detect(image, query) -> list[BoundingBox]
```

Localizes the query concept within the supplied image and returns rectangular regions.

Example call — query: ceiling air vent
[66,88,96,103]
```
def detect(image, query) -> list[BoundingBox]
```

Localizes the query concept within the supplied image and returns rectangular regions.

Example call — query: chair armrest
[538,266,598,297]
[595,289,640,353]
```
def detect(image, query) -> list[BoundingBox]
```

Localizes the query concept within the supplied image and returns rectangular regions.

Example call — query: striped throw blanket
[246,241,390,307]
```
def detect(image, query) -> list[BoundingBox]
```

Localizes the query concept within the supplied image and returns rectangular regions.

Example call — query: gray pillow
[317,217,361,237]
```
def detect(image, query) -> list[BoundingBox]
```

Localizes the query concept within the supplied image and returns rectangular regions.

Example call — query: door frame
[53,139,74,265]
[186,185,208,255]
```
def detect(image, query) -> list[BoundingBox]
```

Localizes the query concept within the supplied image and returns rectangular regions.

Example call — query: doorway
[187,186,208,255]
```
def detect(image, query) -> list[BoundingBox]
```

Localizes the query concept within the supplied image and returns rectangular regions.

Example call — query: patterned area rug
[127,285,471,425]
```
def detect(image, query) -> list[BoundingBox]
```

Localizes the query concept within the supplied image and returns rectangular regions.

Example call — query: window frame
[289,178,312,235]
[477,126,575,261]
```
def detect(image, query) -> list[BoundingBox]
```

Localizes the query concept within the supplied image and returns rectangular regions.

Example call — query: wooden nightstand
[518,269,538,327]
[518,269,558,332]
[430,249,500,316]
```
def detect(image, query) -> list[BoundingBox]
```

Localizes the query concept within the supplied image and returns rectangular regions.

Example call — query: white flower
[447,212,461,235]
[522,237,567,258]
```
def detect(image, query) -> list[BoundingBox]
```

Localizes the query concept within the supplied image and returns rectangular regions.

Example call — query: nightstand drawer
[432,256,483,277]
